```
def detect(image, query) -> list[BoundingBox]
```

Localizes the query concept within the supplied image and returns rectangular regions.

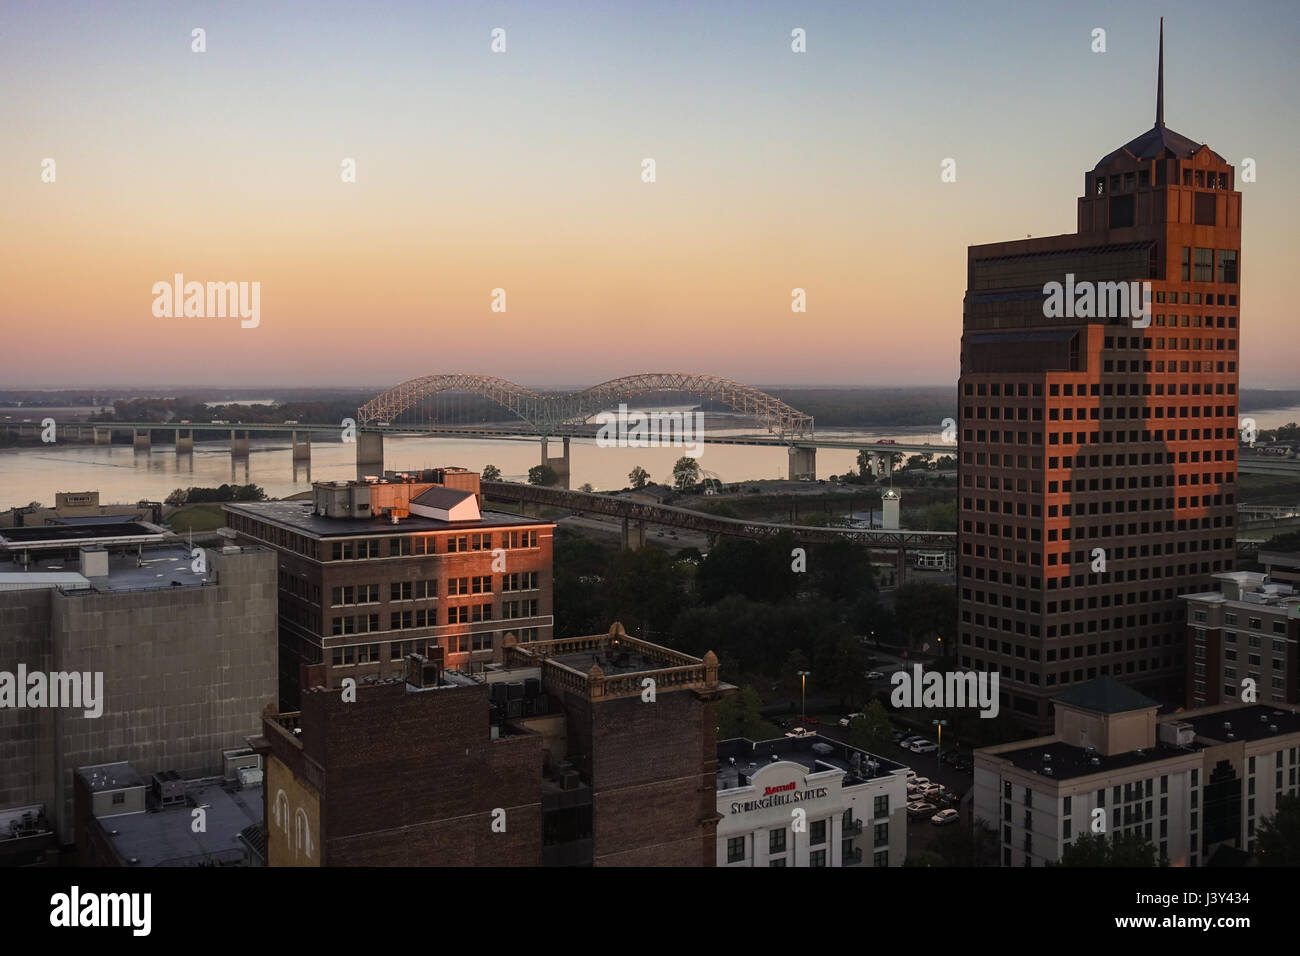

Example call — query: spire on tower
[1155,17,1165,128]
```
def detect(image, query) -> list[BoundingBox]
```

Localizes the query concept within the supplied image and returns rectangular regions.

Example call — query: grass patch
[164,504,227,534]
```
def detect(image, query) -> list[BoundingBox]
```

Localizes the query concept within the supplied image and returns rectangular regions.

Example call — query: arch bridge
[356,372,815,440]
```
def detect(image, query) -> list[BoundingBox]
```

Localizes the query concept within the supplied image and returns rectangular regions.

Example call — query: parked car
[911,777,930,789]
[905,769,918,782]
[865,671,885,680]
[907,802,937,820]
[838,713,864,728]
[784,727,812,738]
[893,730,907,742]
[912,741,939,754]
[931,809,960,826]
[899,735,924,748]
[799,715,820,726]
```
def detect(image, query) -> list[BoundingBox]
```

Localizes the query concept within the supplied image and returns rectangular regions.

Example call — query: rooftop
[1053,676,1159,715]
[998,737,1199,782]
[92,778,263,867]
[2,545,212,593]
[1183,704,1300,744]
[0,521,168,550]
[76,762,145,793]
[716,735,906,791]
[224,499,546,537]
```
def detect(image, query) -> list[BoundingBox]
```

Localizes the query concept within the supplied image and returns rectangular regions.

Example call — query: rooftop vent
[1090,757,1101,766]
[1269,725,1279,733]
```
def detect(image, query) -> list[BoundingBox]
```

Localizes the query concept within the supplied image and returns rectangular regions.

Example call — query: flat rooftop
[225,500,548,537]
[1183,704,1300,744]
[93,780,262,867]
[3,545,212,592]
[0,521,168,549]
[77,763,145,793]
[552,647,666,676]
[716,735,907,791]
[997,738,1200,782]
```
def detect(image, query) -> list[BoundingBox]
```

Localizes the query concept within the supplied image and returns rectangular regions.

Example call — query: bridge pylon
[357,430,384,480]
[541,436,571,490]
[788,445,816,481]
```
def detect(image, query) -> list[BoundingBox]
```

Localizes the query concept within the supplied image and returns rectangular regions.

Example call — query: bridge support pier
[133,429,151,452]
[292,429,311,462]
[94,427,111,446]
[541,436,571,490]
[175,428,193,454]
[230,429,249,458]
[357,430,384,479]
[621,517,645,551]
[788,445,816,481]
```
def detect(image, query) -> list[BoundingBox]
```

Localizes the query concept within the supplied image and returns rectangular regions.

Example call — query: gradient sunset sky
[3,0,1296,389]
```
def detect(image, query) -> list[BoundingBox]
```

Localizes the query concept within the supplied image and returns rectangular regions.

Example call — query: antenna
[1155,17,1165,128]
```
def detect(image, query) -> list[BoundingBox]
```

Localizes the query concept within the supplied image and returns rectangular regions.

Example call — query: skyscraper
[958,21,1242,730]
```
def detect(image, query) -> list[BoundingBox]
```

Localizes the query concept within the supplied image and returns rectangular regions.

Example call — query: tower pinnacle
[1155,17,1165,128]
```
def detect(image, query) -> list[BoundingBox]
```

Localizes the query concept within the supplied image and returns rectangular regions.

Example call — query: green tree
[628,465,650,489]
[1256,794,1300,865]
[848,700,894,754]
[671,456,700,491]
[1056,831,1161,867]
[855,449,873,478]
[930,820,1000,867]
[528,464,558,486]
[165,488,187,506]
[481,464,502,481]
[578,482,595,493]
[717,685,778,740]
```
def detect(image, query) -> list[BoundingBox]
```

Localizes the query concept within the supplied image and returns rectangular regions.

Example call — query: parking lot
[802,705,976,856]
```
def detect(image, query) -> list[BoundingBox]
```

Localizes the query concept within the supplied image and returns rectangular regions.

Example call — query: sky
[2,0,1297,390]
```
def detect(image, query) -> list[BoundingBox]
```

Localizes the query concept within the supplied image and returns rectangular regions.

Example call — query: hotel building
[716,735,909,867]
[975,677,1300,866]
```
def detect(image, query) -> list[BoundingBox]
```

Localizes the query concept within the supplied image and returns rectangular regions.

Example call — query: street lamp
[932,718,948,780]
[798,670,811,725]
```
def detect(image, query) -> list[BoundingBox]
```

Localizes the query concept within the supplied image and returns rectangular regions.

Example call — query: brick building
[957,23,1242,729]
[224,468,554,709]
[250,624,732,866]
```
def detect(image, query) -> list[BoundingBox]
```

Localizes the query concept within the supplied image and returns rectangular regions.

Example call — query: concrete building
[249,624,731,866]
[1184,570,1299,708]
[716,734,909,867]
[0,533,277,849]
[224,469,555,709]
[3,490,162,529]
[974,676,1300,866]
[957,26,1242,728]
